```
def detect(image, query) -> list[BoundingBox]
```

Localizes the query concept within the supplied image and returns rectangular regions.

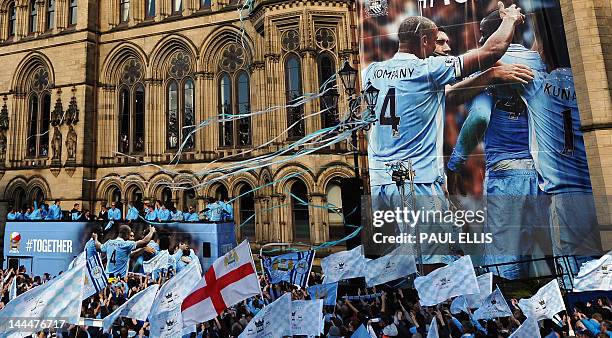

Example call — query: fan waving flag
[427,317,439,338]
[182,240,261,326]
[573,251,612,292]
[472,287,512,320]
[307,282,338,306]
[240,293,292,337]
[450,296,469,315]
[414,256,479,306]
[465,272,493,308]
[102,284,159,332]
[8,275,17,301]
[291,299,324,336]
[143,250,174,274]
[262,250,315,288]
[149,261,202,338]
[0,264,85,337]
[518,280,566,321]
[321,245,368,283]
[508,317,541,338]
[365,245,417,286]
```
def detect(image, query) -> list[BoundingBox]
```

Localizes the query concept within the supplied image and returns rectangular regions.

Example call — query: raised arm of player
[461,2,525,77]
[446,63,534,106]
[135,225,156,249]
[91,233,102,251]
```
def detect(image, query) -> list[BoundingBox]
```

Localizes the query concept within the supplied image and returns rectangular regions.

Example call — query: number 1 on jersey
[379,87,400,137]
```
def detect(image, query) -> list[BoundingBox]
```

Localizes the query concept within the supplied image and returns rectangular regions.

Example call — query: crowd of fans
[5,197,234,223]
[0,240,610,338]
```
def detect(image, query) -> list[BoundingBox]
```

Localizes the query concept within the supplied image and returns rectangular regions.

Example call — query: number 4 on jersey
[379,87,400,136]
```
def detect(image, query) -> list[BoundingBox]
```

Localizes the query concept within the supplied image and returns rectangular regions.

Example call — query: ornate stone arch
[26,175,51,200]
[101,43,148,86]
[316,162,354,190]
[147,172,174,199]
[123,173,147,201]
[230,173,258,198]
[12,52,55,95]
[4,176,28,201]
[96,175,123,201]
[199,26,255,73]
[272,163,316,196]
[149,35,198,80]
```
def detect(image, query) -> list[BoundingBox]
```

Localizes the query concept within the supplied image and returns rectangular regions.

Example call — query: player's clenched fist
[498,2,525,25]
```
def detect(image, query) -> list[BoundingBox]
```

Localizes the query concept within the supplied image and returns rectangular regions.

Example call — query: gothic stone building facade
[0,0,361,246]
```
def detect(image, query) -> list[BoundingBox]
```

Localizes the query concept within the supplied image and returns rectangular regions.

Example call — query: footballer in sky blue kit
[522,67,602,262]
[363,4,526,263]
[446,10,550,279]
[92,224,157,278]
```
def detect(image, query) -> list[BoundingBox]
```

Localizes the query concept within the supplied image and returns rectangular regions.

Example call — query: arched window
[119,0,130,23]
[291,180,310,241]
[8,2,16,38]
[166,51,195,151]
[238,184,255,240]
[285,55,304,139]
[214,184,228,201]
[46,0,55,30]
[201,0,211,9]
[218,73,232,147]
[68,0,77,26]
[161,187,173,208]
[326,181,344,241]
[182,187,196,210]
[13,187,26,210]
[30,187,45,206]
[29,0,38,34]
[173,0,182,14]
[109,186,122,211]
[318,54,339,128]
[26,68,52,158]
[128,186,143,210]
[118,59,145,154]
[145,0,155,18]
[218,44,251,147]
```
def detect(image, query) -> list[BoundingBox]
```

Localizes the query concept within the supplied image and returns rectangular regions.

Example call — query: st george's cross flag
[321,245,368,283]
[149,262,202,338]
[573,251,612,292]
[427,317,439,338]
[182,240,261,326]
[414,255,479,306]
[239,293,292,338]
[102,284,159,332]
[518,280,566,321]
[262,250,315,288]
[0,264,85,337]
[365,245,417,287]
[466,272,493,308]
[508,317,541,338]
[472,287,513,320]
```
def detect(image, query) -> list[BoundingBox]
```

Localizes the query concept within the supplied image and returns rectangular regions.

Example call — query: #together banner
[414,255,479,306]
[262,250,315,288]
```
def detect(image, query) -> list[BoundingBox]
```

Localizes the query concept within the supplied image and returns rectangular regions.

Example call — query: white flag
[365,246,417,287]
[414,256,479,306]
[573,252,612,292]
[466,272,493,308]
[518,280,566,321]
[509,317,541,338]
[149,262,201,338]
[102,284,159,332]
[8,276,17,301]
[0,265,85,337]
[182,240,261,326]
[450,296,469,315]
[291,300,324,336]
[322,245,368,283]
[472,287,513,320]
[427,317,439,338]
[143,250,174,274]
[240,293,292,337]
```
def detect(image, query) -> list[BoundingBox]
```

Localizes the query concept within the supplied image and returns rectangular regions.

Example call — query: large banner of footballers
[358,0,604,278]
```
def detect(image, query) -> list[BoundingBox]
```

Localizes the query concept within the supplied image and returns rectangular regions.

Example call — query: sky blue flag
[472,287,513,320]
[307,282,338,306]
[8,276,17,301]
[102,284,159,332]
[352,324,372,338]
[262,250,315,288]
[240,293,292,337]
[0,265,85,337]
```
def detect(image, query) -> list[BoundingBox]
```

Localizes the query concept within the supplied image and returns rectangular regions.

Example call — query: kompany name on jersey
[372,67,415,80]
